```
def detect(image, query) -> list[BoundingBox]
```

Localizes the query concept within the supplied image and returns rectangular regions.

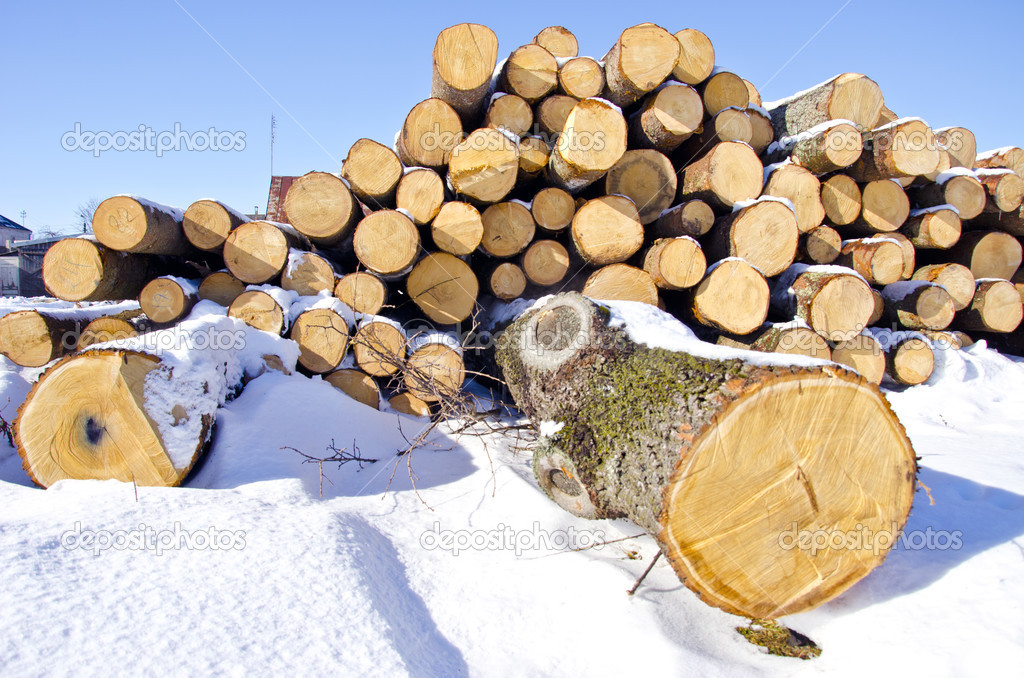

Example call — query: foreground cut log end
[496,293,916,619]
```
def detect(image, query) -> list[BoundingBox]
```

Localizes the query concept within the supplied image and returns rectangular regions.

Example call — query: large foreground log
[496,293,916,618]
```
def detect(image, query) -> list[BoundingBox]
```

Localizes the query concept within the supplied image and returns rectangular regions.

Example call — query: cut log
[488,262,528,300]
[1014,268,1024,304]
[198,271,246,307]
[678,141,763,210]
[629,83,702,152]
[691,258,770,335]
[77,314,142,350]
[282,172,359,248]
[743,80,762,107]
[495,292,915,618]
[535,94,578,137]
[763,164,825,234]
[290,306,352,373]
[227,290,287,335]
[334,272,388,316]
[182,199,248,252]
[571,195,644,265]
[883,335,935,386]
[699,71,748,117]
[517,136,551,181]
[431,201,483,256]
[766,73,884,138]
[388,392,432,418]
[881,281,955,331]
[909,172,986,221]
[705,198,799,277]
[341,139,404,208]
[0,311,78,367]
[830,332,886,385]
[717,322,831,361]
[532,187,576,232]
[582,264,658,306]
[548,98,628,192]
[847,179,910,234]
[396,98,463,170]
[652,200,715,239]
[972,203,1024,240]
[353,317,407,377]
[848,119,941,182]
[945,230,1023,280]
[870,231,915,280]
[325,369,380,410]
[43,238,149,302]
[875,105,899,127]
[771,264,875,342]
[603,149,677,225]
[533,26,578,58]
[799,224,842,264]
[975,169,1024,214]
[558,57,605,100]
[139,277,197,324]
[93,196,189,255]
[352,210,420,279]
[449,127,520,204]
[868,288,885,326]
[837,238,904,286]
[602,23,679,107]
[224,221,309,284]
[431,24,499,120]
[407,252,479,324]
[485,94,534,138]
[687,107,752,154]
[974,146,1024,179]
[934,127,977,169]
[404,333,465,402]
[501,45,558,104]
[643,237,706,290]
[745,106,775,155]
[911,263,976,312]
[396,168,445,226]
[921,330,972,350]
[765,121,863,174]
[671,29,715,85]
[956,279,1024,333]
[521,239,571,287]
[900,207,961,249]
[480,201,537,258]
[820,174,862,226]
[280,250,338,296]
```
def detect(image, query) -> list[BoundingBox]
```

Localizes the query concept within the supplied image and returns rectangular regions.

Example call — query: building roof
[0,213,31,232]
[266,176,298,223]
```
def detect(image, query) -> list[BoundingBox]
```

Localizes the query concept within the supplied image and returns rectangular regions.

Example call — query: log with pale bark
[933,126,976,170]
[847,119,941,182]
[603,149,677,225]
[182,199,248,252]
[582,264,658,306]
[975,169,1024,214]
[341,139,404,208]
[407,252,479,324]
[223,221,311,284]
[837,238,905,286]
[911,263,977,312]
[652,199,715,239]
[43,238,150,302]
[496,292,916,618]
[139,277,198,324]
[764,121,863,174]
[955,279,1024,334]
[974,146,1024,179]
[830,332,886,385]
[820,174,862,226]
[501,45,558,104]
[704,198,799,277]
[93,196,190,255]
[325,369,380,410]
[643,237,706,291]
[396,98,463,170]
[771,264,875,342]
[533,26,577,58]
[480,201,537,258]
[602,23,679,107]
[678,141,763,210]
[485,94,534,137]
[280,251,338,297]
[570,195,644,265]
[558,57,605,100]
[282,172,359,249]
[629,83,702,152]
[448,128,521,204]
[900,207,961,249]
[352,210,421,279]
[431,23,499,120]
[717,322,831,360]
[869,231,915,280]
[766,73,884,138]
[690,258,769,335]
[396,168,445,226]
[909,171,986,221]
[334,272,388,316]
[548,98,628,192]
[763,164,825,234]
[671,29,715,85]
[881,281,956,331]
[882,335,935,386]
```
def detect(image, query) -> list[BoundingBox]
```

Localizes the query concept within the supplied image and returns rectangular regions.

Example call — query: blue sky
[2,0,1021,234]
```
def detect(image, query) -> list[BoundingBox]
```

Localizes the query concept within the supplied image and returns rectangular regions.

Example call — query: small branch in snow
[282,439,377,499]
[628,550,662,596]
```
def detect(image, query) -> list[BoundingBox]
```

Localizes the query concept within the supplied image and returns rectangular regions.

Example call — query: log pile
[4,20,1024,619]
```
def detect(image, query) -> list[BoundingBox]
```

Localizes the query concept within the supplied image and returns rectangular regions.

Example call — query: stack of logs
[4,21,1024,487]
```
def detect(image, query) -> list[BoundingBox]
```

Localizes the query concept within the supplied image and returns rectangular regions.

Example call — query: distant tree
[74,198,101,233]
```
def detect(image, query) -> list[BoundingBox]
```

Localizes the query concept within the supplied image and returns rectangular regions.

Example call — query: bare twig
[282,439,377,498]
[628,551,662,596]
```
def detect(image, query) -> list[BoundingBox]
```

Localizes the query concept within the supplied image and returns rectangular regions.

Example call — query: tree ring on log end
[519,295,595,373]
[532,442,599,519]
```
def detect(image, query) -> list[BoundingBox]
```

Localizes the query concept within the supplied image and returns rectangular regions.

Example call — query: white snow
[934,167,978,184]
[976,146,1021,161]
[731,194,797,216]
[910,204,960,217]
[881,280,936,302]
[766,118,859,155]
[288,293,355,329]
[1,295,1024,676]
[158,275,200,296]
[974,167,1015,177]
[538,420,565,437]
[0,297,139,321]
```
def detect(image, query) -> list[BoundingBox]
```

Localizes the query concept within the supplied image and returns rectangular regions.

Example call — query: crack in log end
[550,468,582,496]
[84,416,104,446]
[796,465,820,515]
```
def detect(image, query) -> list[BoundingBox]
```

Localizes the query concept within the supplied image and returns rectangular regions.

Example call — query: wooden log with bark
[847,119,941,182]
[431,24,499,120]
[480,201,537,259]
[404,333,465,402]
[900,207,961,250]
[548,98,628,192]
[280,251,338,297]
[488,262,528,301]
[974,146,1024,179]
[77,311,144,350]
[325,369,380,410]
[934,126,976,170]
[43,238,150,302]
[678,141,763,210]
[535,95,578,137]
[139,277,198,324]
[182,199,248,252]
[764,121,863,174]
[798,225,842,264]
[881,281,956,331]
[911,263,977,312]
[353,317,407,377]
[975,168,1024,214]
[881,334,935,386]
[629,83,702,152]
[870,231,915,280]
[521,239,570,287]
[955,279,1024,334]
[485,94,534,138]
[651,200,715,239]
[771,264,875,342]
[843,179,910,235]
[716,321,831,360]
[198,271,246,307]
[533,26,578,58]
[495,292,916,618]
[93,196,190,256]
[228,289,287,334]
[558,57,605,100]
[766,73,884,138]
[699,71,748,117]
[341,139,404,208]
[643,237,706,291]
[0,311,79,367]
[602,23,679,108]
[837,238,905,286]
[944,230,1023,280]
[282,172,359,249]
[909,170,985,221]
[517,136,551,182]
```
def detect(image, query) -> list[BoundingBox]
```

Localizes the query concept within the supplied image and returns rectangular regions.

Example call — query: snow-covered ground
[1,298,1023,676]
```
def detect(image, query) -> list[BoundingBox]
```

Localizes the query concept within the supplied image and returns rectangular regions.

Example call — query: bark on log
[974,146,1024,179]
[745,106,774,155]
[485,94,534,138]
[570,195,644,265]
[533,26,578,58]
[352,210,421,279]
[548,98,628,192]
[198,271,246,307]
[481,201,537,258]
[139,276,198,324]
[704,198,799,277]
[341,139,404,208]
[847,119,941,182]
[431,24,499,120]
[325,369,380,410]
[643,237,706,291]
[691,258,769,335]
[501,45,559,104]
[280,250,338,297]
[678,141,763,210]
[901,207,961,249]
[0,311,79,367]
[767,73,884,138]
[431,201,484,256]
[975,169,1024,214]
[955,279,1023,333]
[182,199,248,252]
[602,23,679,107]
[934,126,976,170]
[93,196,190,255]
[881,281,956,331]
[870,231,915,280]
[820,174,862,226]
[396,99,463,170]
[764,122,863,174]
[396,168,446,226]
[334,272,388,317]
[763,164,825,234]
[282,172,359,249]
[532,187,576,232]
[558,57,605,100]
[837,238,904,286]
[671,29,715,85]
[911,263,977,312]
[971,202,1024,237]
[42,238,150,302]
[495,293,916,618]
[224,221,310,284]
[603,149,677,225]
[652,200,715,239]
[449,127,520,204]
[771,264,875,342]
[909,173,986,221]
[582,264,658,306]
[629,83,702,152]
[407,252,479,324]
[945,230,1023,280]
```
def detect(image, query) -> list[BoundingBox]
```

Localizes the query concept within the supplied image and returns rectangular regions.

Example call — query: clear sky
[2,0,1021,235]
